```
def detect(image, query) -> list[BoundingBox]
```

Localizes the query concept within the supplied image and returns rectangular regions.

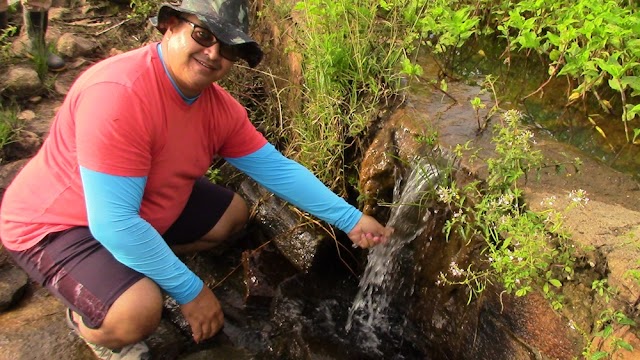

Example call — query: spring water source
[345,161,440,352]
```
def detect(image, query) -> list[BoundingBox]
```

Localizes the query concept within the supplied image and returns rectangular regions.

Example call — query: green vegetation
[425,110,635,358]
[0,104,23,161]
[128,0,161,21]
[280,0,415,193]
[28,41,52,80]
[271,0,638,195]
[434,110,576,308]
[0,24,17,64]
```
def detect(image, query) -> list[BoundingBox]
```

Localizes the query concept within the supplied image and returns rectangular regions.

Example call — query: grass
[0,104,23,162]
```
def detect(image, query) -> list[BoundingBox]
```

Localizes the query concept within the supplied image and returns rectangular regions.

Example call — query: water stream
[345,160,440,353]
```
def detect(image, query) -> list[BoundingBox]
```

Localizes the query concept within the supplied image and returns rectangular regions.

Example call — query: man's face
[162,14,235,97]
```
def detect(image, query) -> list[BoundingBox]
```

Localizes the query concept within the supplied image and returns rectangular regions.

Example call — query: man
[0,0,392,359]
[0,0,65,71]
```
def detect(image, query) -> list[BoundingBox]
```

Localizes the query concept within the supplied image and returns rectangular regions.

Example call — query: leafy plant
[0,104,23,161]
[128,0,162,21]
[0,25,17,64]
[586,308,637,360]
[436,110,577,309]
[205,167,221,184]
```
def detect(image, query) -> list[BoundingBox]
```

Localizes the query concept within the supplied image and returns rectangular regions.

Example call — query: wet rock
[179,345,253,360]
[358,106,436,220]
[0,265,29,312]
[56,33,100,58]
[268,292,311,360]
[358,126,396,218]
[239,179,326,272]
[1,66,42,97]
[162,297,192,340]
[241,245,297,305]
[147,319,188,360]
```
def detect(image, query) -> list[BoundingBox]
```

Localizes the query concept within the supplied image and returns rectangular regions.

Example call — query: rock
[0,291,95,359]
[56,33,99,58]
[146,319,187,360]
[241,245,297,305]
[179,345,253,360]
[0,265,29,312]
[48,7,70,20]
[28,96,42,104]
[370,73,640,359]
[4,130,42,161]
[239,178,326,272]
[1,66,42,97]
[17,110,36,121]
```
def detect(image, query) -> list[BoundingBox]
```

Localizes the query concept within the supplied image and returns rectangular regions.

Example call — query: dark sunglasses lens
[192,30,216,47]
[220,45,240,62]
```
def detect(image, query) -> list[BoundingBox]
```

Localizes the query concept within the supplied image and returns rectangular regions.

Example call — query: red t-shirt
[0,43,267,251]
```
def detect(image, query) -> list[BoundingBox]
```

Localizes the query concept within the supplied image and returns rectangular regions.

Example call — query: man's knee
[202,193,249,243]
[81,278,163,346]
[226,193,249,234]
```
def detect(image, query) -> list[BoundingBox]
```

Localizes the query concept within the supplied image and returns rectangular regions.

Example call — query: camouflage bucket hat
[150,0,263,67]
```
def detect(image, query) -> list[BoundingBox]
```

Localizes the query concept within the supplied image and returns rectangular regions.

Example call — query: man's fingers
[192,326,202,343]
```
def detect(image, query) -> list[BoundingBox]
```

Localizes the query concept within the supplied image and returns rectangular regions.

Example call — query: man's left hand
[347,214,393,248]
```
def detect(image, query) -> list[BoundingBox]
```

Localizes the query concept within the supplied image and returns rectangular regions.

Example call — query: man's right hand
[180,286,224,343]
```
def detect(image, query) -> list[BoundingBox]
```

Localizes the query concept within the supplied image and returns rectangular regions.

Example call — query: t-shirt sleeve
[75,82,154,176]
[213,91,267,158]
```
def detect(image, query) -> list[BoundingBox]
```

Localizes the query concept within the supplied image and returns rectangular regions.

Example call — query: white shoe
[65,308,151,360]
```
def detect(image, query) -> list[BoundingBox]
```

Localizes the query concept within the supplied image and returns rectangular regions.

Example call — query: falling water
[345,161,440,351]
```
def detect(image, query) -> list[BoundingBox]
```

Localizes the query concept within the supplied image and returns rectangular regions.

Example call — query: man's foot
[25,10,67,72]
[65,308,151,360]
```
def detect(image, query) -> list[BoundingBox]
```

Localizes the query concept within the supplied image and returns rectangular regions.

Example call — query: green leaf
[519,30,540,49]
[609,78,622,92]
[618,317,637,326]
[590,351,608,360]
[546,32,560,46]
[603,325,614,338]
[626,104,640,120]
[621,76,640,96]
[619,340,634,351]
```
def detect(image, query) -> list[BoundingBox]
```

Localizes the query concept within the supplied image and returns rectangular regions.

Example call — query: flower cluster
[568,189,589,206]
[436,185,459,205]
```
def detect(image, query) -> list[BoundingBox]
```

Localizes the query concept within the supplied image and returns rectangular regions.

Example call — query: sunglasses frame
[178,16,240,62]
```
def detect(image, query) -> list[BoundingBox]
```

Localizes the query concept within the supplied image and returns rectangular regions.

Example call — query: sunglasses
[178,17,241,62]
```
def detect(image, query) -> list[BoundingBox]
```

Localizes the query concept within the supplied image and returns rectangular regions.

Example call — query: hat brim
[150,5,263,68]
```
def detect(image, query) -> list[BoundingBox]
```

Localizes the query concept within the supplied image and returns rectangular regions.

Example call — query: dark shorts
[6,177,234,329]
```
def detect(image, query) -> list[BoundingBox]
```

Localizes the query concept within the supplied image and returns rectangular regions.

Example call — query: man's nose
[203,43,222,60]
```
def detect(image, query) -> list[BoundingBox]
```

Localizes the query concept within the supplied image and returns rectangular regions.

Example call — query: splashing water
[345,161,440,350]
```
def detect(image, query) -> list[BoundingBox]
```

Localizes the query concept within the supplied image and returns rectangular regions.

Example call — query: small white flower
[568,189,589,205]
